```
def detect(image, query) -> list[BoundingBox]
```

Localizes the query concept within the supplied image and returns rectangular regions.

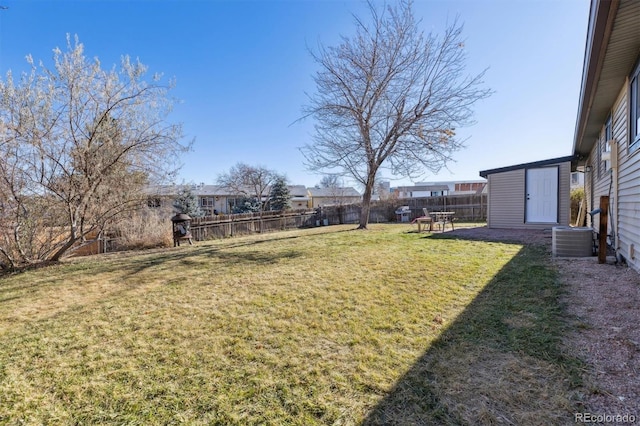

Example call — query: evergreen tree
[173,185,204,217]
[232,197,261,213]
[269,178,291,211]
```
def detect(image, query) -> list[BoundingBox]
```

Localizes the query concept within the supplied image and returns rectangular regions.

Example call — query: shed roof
[479,155,576,178]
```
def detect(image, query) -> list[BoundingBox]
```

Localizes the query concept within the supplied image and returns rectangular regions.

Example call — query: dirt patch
[448,226,640,421]
[556,258,640,420]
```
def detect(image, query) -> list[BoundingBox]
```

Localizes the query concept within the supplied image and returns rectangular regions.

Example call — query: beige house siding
[571,0,640,271]
[486,161,571,229]
[584,83,640,272]
[614,84,640,271]
[588,126,614,228]
[585,157,594,226]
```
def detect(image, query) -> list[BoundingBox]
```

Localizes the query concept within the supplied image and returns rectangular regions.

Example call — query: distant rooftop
[307,187,361,197]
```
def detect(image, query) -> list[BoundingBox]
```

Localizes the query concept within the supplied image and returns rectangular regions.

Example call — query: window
[201,197,215,207]
[571,172,580,186]
[631,59,640,151]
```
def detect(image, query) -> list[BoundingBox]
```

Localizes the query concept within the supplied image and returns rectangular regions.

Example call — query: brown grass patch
[429,344,572,425]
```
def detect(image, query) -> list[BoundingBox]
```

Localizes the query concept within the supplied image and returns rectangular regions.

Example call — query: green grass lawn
[0,224,582,425]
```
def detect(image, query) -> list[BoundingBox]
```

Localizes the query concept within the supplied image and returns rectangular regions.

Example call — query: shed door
[526,167,558,223]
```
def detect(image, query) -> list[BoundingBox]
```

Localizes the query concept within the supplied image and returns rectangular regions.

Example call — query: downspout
[610,139,621,262]
[606,172,615,252]
[581,165,588,227]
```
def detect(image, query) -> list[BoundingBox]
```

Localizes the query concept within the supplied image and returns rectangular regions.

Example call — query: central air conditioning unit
[552,226,594,257]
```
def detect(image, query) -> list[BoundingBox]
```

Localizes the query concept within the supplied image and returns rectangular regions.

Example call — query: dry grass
[111,207,174,251]
[0,224,583,424]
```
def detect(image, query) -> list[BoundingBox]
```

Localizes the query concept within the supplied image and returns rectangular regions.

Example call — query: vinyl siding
[486,163,570,229]
[487,170,525,228]
[589,123,615,231]
[585,133,613,235]
[616,80,640,272]
[585,81,640,272]
[585,158,593,223]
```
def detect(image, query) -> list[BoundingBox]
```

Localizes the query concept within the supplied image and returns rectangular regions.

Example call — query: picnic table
[415,216,433,232]
[430,211,455,232]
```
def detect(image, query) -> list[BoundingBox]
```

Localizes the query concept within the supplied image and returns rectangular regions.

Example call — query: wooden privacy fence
[189,209,318,241]
[188,194,486,242]
[320,194,487,225]
[400,194,487,221]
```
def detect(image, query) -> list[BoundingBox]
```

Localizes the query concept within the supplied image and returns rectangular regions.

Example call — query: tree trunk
[49,221,82,262]
[49,237,79,262]
[0,247,16,270]
[358,179,375,229]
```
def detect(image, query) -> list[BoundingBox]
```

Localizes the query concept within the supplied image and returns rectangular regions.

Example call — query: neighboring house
[572,0,640,269]
[288,185,312,210]
[144,184,181,210]
[146,184,243,215]
[392,180,486,198]
[371,181,391,201]
[453,180,488,195]
[570,171,585,190]
[307,187,361,208]
[194,185,237,215]
[146,184,312,215]
[479,156,574,229]
[209,184,310,212]
[394,184,450,198]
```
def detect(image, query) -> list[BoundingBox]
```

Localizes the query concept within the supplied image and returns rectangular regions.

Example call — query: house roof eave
[573,0,640,157]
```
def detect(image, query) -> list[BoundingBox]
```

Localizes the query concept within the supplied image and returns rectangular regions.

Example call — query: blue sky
[0,0,590,189]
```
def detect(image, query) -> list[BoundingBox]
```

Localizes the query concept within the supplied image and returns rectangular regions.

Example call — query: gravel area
[557,257,640,422]
[449,226,640,422]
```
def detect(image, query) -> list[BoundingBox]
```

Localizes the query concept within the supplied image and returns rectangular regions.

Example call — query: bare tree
[317,174,348,207]
[301,1,491,228]
[217,163,283,212]
[0,35,188,267]
[374,180,391,201]
[318,174,341,189]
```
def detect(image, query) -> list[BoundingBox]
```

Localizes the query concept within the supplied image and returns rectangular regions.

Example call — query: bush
[110,207,174,251]
[570,187,585,226]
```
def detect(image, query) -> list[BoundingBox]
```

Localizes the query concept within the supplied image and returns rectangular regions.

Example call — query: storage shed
[479,156,575,229]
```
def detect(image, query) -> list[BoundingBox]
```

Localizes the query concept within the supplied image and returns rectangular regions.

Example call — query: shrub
[110,207,174,251]
[570,187,585,226]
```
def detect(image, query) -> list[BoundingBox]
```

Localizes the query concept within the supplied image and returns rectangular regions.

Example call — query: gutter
[572,0,618,156]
